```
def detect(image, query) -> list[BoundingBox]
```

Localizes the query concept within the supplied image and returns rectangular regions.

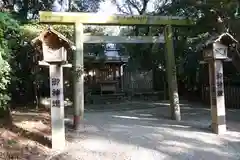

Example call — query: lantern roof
[204,32,238,50]
[31,26,74,50]
[196,32,238,52]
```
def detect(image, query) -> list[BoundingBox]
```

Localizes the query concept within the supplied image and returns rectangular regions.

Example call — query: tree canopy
[111,0,240,90]
[0,0,105,20]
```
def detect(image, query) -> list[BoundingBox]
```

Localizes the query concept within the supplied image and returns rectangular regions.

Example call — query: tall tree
[0,0,105,19]
[111,0,150,15]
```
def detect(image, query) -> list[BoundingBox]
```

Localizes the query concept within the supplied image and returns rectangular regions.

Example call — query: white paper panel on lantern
[43,45,67,63]
[213,42,228,59]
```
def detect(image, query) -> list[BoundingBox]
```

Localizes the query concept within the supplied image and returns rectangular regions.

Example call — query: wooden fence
[201,85,240,108]
[123,70,153,92]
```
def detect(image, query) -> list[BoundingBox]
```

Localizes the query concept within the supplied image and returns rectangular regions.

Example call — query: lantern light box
[31,27,73,64]
[203,41,228,60]
[203,33,239,61]
[42,32,67,63]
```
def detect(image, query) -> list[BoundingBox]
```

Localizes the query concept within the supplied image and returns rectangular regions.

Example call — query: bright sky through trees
[98,0,156,15]
[97,0,156,35]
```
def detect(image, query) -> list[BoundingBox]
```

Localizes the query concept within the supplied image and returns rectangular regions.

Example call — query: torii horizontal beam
[83,35,165,43]
[39,11,194,26]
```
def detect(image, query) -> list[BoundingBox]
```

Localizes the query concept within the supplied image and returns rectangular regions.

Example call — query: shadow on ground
[9,110,52,147]
[60,102,240,160]
[8,124,51,147]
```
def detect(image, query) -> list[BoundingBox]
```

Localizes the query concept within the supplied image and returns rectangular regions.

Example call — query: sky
[98,0,156,15]
[98,1,118,15]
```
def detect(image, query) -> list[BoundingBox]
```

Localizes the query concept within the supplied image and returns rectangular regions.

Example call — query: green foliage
[1,0,105,20]
[21,23,105,56]
[163,0,240,87]
[0,12,21,109]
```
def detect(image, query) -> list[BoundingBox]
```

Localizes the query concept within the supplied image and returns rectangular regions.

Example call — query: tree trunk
[22,0,29,19]
[0,106,13,126]
[33,81,39,110]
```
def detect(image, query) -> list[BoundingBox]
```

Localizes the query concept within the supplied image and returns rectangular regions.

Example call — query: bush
[0,12,21,118]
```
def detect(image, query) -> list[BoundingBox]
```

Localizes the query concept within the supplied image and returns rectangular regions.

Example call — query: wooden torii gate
[39,11,194,149]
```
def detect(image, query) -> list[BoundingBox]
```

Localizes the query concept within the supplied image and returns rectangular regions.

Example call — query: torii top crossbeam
[39,11,194,26]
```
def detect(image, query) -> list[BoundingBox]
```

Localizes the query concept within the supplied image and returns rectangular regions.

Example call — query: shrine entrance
[39,11,196,149]
[84,43,129,96]
[39,11,194,125]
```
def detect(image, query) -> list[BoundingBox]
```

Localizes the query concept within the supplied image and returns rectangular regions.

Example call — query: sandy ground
[0,110,51,160]
[46,102,240,160]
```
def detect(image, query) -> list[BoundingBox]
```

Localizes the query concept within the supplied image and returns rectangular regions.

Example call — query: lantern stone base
[211,123,226,135]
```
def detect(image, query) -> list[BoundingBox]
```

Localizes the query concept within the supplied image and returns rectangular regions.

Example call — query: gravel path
[48,102,240,160]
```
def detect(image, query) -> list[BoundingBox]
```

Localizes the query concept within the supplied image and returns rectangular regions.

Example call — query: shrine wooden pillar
[73,22,84,129]
[164,25,181,121]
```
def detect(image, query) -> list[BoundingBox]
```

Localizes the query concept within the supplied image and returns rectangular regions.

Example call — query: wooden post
[164,25,181,121]
[120,64,124,92]
[208,60,226,134]
[49,65,65,150]
[163,77,167,100]
[73,22,84,130]
[113,64,116,80]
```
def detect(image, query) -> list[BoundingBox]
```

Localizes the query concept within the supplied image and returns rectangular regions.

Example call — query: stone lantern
[202,33,238,134]
[31,27,74,150]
